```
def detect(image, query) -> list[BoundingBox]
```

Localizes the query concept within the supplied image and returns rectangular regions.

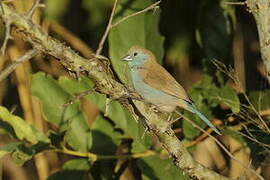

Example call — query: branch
[0,49,39,82]
[247,0,270,84]
[96,0,118,55]
[48,20,94,58]
[182,115,264,180]
[25,0,44,19]
[0,14,13,55]
[0,3,131,99]
[95,0,161,55]
[55,148,155,161]
[151,127,230,180]
[111,1,161,28]
[0,4,231,180]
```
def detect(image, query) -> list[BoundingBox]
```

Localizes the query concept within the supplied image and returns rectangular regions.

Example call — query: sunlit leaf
[0,142,21,159]
[31,73,92,152]
[0,106,49,144]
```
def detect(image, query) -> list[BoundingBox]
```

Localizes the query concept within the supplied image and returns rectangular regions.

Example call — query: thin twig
[244,92,270,134]
[223,1,246,6]
[63,87,97,107]
[239,127,270,149]
[96,0,161,55]
[55,148,155,161]
[0,0,14,14]
[1,17,13,55]
[212,59,270,134]
[26,0,43,19]
[96,0,118,55]
[0,2,4,14]
[184,119,223,148]
[0,49,39,82]
[111,1,161,28]
[181,115,265,180]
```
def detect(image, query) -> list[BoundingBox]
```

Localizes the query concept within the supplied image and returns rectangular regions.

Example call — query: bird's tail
[182,102,221,135]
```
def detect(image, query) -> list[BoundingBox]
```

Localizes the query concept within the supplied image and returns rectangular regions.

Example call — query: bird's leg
[165,113,182,133]
[169,116,182,125]
[141,122,149,139]
[166,113,172,122]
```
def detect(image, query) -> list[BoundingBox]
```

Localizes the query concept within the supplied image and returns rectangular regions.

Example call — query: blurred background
[0,0,270,180]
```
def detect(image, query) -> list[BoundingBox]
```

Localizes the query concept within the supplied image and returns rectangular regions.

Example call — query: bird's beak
[121,54,132,61]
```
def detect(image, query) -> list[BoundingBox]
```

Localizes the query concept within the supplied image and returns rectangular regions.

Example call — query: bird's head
[122,46,155,68]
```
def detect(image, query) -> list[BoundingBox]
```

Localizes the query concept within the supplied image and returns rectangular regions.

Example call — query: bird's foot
[164,114,182,136]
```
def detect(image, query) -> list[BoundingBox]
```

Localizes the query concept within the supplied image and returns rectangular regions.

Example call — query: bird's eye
[133,52,138,56]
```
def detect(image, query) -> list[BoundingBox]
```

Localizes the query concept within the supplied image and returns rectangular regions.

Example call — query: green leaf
[57,76,152,149]
[0,142,49,166]
[183,76,215,139]
[91,115,121,155]
[109,0,164,81]
[0,142,21,159]
[31,72,72,126]
[138,155,190,180]
[249,90,270,112]
[32,73,151,152]
[106,101,151,144]
[0,106,51,165]
[31,72,92,152]
[11,144,34,165]
[197,0,234,61]
[65,113,92,152]
[48,159,91,180]
[63,159,91,171]
[58,76,106,111]
[183,75,240,139]
[216,85,240,114]
[0,106,49,144]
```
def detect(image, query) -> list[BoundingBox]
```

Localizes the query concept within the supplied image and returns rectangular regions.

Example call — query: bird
[122,46,221,135]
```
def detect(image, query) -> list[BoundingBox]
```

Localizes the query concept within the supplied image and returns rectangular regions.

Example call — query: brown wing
[140,62,190,101]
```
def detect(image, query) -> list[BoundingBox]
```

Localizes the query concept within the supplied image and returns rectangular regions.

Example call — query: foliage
[0,0,270,179]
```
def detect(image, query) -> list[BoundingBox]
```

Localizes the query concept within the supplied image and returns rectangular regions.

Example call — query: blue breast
[130,69,179,108]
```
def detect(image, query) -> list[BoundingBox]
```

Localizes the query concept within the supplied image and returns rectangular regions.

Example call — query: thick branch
[247,0,270,84]
[0,3,129,99]
[0,4,231,180]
